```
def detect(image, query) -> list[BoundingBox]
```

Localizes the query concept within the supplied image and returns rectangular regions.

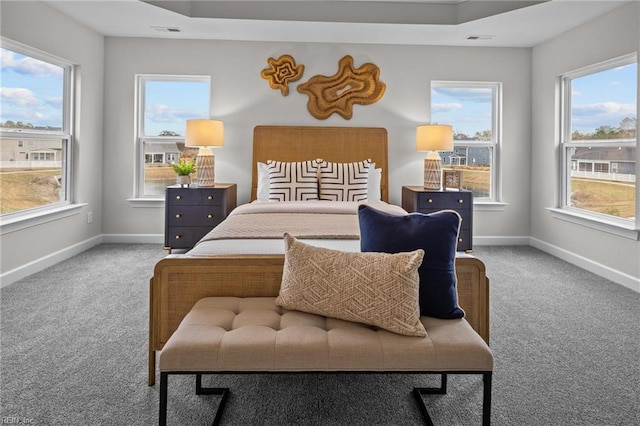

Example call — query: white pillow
[267,159,321,201]
[260,160,381,202]
[318,159,371,202]
[256,162,270,201]
[368,166,382,202]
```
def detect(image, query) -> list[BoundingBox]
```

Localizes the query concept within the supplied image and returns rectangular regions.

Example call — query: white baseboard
[1,235,104,288]
[3,233,637,294]
[530,238,639,293]
[474,236,531,246]
[101,234,164,244]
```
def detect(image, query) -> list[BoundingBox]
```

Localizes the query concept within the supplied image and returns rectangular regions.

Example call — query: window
[0,40,73,216]
[560,54,637,223]
[135,75,210,198]
[431,81,501,201]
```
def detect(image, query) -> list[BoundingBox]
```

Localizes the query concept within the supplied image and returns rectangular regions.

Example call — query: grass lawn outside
[571,178,636,219]
[0,168,61,214]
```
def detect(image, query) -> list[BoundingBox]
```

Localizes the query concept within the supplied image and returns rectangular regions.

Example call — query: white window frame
[133,75,210,199]
[431,81,502,204]
[556,53,639,238]
[0,38,77,232]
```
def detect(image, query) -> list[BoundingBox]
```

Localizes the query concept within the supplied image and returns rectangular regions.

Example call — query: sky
[143,80,210,136]
[431,85,494,137]
[431,63,637,138]
[570,62,637,134]
[0,48,64,129]
[1,47,637,137]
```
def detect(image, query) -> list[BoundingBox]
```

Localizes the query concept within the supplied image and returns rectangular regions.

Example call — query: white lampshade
[185,119,224,187]
[416,124,454,152]
[185,119,224,148]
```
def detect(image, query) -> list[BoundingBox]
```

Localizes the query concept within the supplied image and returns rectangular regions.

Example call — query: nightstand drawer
[457,232,471,251]
[419,208,471,230]
[167,206,223,227]
[402,186,473,252]
[166,226,213,248]
[417,192,471,210]
[164,184,237,251]
[167,188,225,206]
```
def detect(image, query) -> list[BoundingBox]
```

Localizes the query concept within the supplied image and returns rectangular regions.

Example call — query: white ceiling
[42,0,632,47]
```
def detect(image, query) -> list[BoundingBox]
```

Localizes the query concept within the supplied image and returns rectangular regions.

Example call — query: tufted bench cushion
[159,297,493,373]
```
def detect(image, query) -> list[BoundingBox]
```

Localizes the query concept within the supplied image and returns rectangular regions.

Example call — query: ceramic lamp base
[195,153,215,187]
[423,157,442,190]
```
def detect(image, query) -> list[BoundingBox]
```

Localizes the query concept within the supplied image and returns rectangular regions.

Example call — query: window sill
[474,201,508,212]
[548,208,639,240]
[127,198,164,208]
[0,203,87,236]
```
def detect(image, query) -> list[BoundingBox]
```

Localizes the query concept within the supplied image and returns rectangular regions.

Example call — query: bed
[148,125,490,386]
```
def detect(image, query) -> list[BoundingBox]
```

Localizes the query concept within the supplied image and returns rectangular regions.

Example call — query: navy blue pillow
[358,204,464,319]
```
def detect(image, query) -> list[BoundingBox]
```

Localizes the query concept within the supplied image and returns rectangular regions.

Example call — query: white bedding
[186,201,406,256]
[225,200,404,216]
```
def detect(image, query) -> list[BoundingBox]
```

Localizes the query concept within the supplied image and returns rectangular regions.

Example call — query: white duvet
[186,200,406,256]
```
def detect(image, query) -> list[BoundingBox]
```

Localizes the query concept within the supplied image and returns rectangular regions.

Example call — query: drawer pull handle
[427,198,433,203]
[207,214,213,219]
[175,195,181,200]
[458,199,464,204]
[175,214,181,219]
[207,195,213,200]
[459,238,463,242]
[175,235,181,240]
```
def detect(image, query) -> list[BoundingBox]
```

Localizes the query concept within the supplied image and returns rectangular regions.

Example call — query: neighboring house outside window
[0,39,74,216]
[560,54,637,225]
[135,75,210,198]
[431,81,502,201]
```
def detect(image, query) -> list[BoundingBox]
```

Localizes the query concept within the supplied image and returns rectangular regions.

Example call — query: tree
[474,130,492,141]
[159,130,180,136]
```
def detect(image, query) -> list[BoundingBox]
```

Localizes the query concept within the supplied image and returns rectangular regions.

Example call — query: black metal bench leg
[159,373,168,426]
[414,373,491,426]
[159,373,229,426]
[413,374,447,426]
[483,372,492,426]
[195,374,230,426]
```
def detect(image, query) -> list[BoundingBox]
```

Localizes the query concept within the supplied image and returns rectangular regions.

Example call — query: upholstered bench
[158,296,493,425]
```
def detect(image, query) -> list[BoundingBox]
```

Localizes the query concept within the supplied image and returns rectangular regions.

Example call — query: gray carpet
[1,244,638,425]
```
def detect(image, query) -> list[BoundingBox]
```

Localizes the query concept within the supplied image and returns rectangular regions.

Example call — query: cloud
[0,87,40,107]
[145,103,207,124]
[432,87,492,103]
[432,102,463,114]
[1,48,63,78]
[44,96,63,109]
[571,102,636,130]
[572,102,635,117]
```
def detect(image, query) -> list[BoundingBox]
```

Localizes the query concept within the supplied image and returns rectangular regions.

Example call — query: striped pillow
[319,159,371,201]
[267,159,321,201]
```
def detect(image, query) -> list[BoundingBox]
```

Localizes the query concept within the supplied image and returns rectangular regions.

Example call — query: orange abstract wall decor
[297,55,386,120]
[260,54,305,96]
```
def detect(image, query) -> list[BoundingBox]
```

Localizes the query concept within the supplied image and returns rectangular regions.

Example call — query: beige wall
[0,1,105,275]
[103,39,532,239]
[530,2,639,290]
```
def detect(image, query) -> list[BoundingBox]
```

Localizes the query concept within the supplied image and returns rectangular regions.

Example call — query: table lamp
[416,124,453,190]
[185,119,224,187]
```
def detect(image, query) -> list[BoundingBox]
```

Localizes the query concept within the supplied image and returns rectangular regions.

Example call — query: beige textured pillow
[275,233,427,337]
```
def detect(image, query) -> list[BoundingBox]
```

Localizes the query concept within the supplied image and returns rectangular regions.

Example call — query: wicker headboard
[251,125,389,202]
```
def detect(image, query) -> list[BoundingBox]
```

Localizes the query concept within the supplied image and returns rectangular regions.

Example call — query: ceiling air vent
[466,35,494,40]
[152,26,182,33]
